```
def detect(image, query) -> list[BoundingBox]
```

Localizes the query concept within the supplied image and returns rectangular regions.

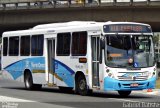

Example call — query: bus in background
[1,21,156,96]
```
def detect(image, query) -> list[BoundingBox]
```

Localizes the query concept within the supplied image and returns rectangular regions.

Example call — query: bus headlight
[144,71,156,79]
[142,71,150,76]
[106,69,110,73]
[108,72,114,78]
[142,71,150,79]
[152,72,156,77]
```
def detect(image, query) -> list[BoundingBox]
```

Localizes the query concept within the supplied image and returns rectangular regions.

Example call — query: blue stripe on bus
[7,70,22,80]
[54,60,75,87]
[4,57,45,80]
[4,60,24,69]
[4,58,75,87]
[54,60,75,75]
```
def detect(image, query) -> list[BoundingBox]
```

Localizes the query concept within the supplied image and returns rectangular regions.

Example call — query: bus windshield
[105,35,155,68]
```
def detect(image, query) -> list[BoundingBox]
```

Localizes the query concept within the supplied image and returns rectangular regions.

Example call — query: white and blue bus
[1,21,156,96]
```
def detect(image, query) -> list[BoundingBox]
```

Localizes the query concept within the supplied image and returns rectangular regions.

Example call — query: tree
[153,34,159,45]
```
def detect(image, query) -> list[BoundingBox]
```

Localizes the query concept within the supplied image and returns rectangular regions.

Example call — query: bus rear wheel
[118,91,131,97]
[24,72,42,90]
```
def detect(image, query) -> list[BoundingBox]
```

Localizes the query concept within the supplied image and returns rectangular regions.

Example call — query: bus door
[91,36,100,87]
[47,39,55,85]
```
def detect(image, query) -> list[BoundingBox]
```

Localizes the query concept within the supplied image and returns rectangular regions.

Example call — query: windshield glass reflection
[105,35,155,68]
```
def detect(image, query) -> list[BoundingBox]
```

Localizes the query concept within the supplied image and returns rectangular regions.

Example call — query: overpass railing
[0,0,160,10]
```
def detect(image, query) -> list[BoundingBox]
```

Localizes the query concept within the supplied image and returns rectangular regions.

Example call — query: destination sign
[103,24,152,33]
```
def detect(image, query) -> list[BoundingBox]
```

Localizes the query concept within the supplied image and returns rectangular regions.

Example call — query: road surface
[0,77,160,108]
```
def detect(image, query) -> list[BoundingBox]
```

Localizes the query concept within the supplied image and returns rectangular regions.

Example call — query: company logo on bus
[122,73,141,78]
[25,61,45,69]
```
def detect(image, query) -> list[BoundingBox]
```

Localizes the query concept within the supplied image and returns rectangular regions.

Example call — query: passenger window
[3,37,8,56]
[21,36,30,56]
[9,36,19,56]
[57,33,71,56]
[72,31,87,56]
[31,35,44,56]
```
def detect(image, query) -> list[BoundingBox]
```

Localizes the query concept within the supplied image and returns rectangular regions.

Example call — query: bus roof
[103,21,150,27]
[2,21,152,37]
[32,21,101,29]
[2,21,103,37]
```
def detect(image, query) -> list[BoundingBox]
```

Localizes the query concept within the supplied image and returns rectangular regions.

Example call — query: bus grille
[117,72,148,81]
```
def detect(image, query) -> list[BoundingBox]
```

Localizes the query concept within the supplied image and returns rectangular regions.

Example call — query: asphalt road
[0,77,160,108]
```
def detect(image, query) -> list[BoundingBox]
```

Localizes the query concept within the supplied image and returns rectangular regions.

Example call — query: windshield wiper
[115,65,126,68]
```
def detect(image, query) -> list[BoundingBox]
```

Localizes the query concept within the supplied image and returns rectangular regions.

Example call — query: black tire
[24,72,42,90]
[76,75,89,96]
[59,87,73,92]
[158,72,160,77]
[34,84,42,90]
[118,91,131,97]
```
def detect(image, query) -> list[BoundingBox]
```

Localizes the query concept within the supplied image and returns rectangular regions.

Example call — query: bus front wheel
[59,87,73,92]
[118,91,131,97]
[76,75,88,96]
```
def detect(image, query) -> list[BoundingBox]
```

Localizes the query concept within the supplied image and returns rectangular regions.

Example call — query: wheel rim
[79,79,86,90]
[25,76,31,88]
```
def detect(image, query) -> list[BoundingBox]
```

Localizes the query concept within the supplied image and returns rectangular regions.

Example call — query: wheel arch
[75,71,85,80]
[75,71,89,89]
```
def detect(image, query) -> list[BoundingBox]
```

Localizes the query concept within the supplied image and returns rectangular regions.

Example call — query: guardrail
[0,0,47,3]
[0,0,160,10]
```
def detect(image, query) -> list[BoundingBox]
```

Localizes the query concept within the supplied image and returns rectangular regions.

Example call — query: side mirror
[100,39,105,49]
[99,38,105,64]
[155,57,158,63]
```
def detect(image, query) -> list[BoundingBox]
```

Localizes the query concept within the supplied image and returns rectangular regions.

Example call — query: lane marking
[0,95,75,108]
[133,91,160,96]
[0,95,35,102]
[106,91,160,103]
[107,98,139,102]
[146,91,159,95]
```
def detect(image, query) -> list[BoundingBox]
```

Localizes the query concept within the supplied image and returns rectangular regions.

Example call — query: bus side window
[31,35,44,56]
[3,37,8,56]
[9,36,19,56]
[56,33,71,56]
[72,31,87,56]
[20,36,30,56]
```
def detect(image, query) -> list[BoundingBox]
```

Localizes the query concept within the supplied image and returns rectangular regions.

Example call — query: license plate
[130,83,139,87]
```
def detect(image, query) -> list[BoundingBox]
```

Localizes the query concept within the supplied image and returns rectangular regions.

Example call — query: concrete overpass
[0,0,160,35]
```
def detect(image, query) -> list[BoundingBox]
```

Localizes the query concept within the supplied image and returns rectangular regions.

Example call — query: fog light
[118,83,121,88]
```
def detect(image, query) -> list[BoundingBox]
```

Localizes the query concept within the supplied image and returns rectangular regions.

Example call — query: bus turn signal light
[79,58,87,63]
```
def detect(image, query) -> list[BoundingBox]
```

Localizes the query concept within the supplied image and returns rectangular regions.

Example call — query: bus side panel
[2,57,46,84]
[54,59,75,87]
[29,57,46,85]
[54,57,88,88]
[2,56,25,82]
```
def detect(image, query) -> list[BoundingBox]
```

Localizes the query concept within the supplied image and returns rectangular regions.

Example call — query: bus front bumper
[104,77,156,91]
